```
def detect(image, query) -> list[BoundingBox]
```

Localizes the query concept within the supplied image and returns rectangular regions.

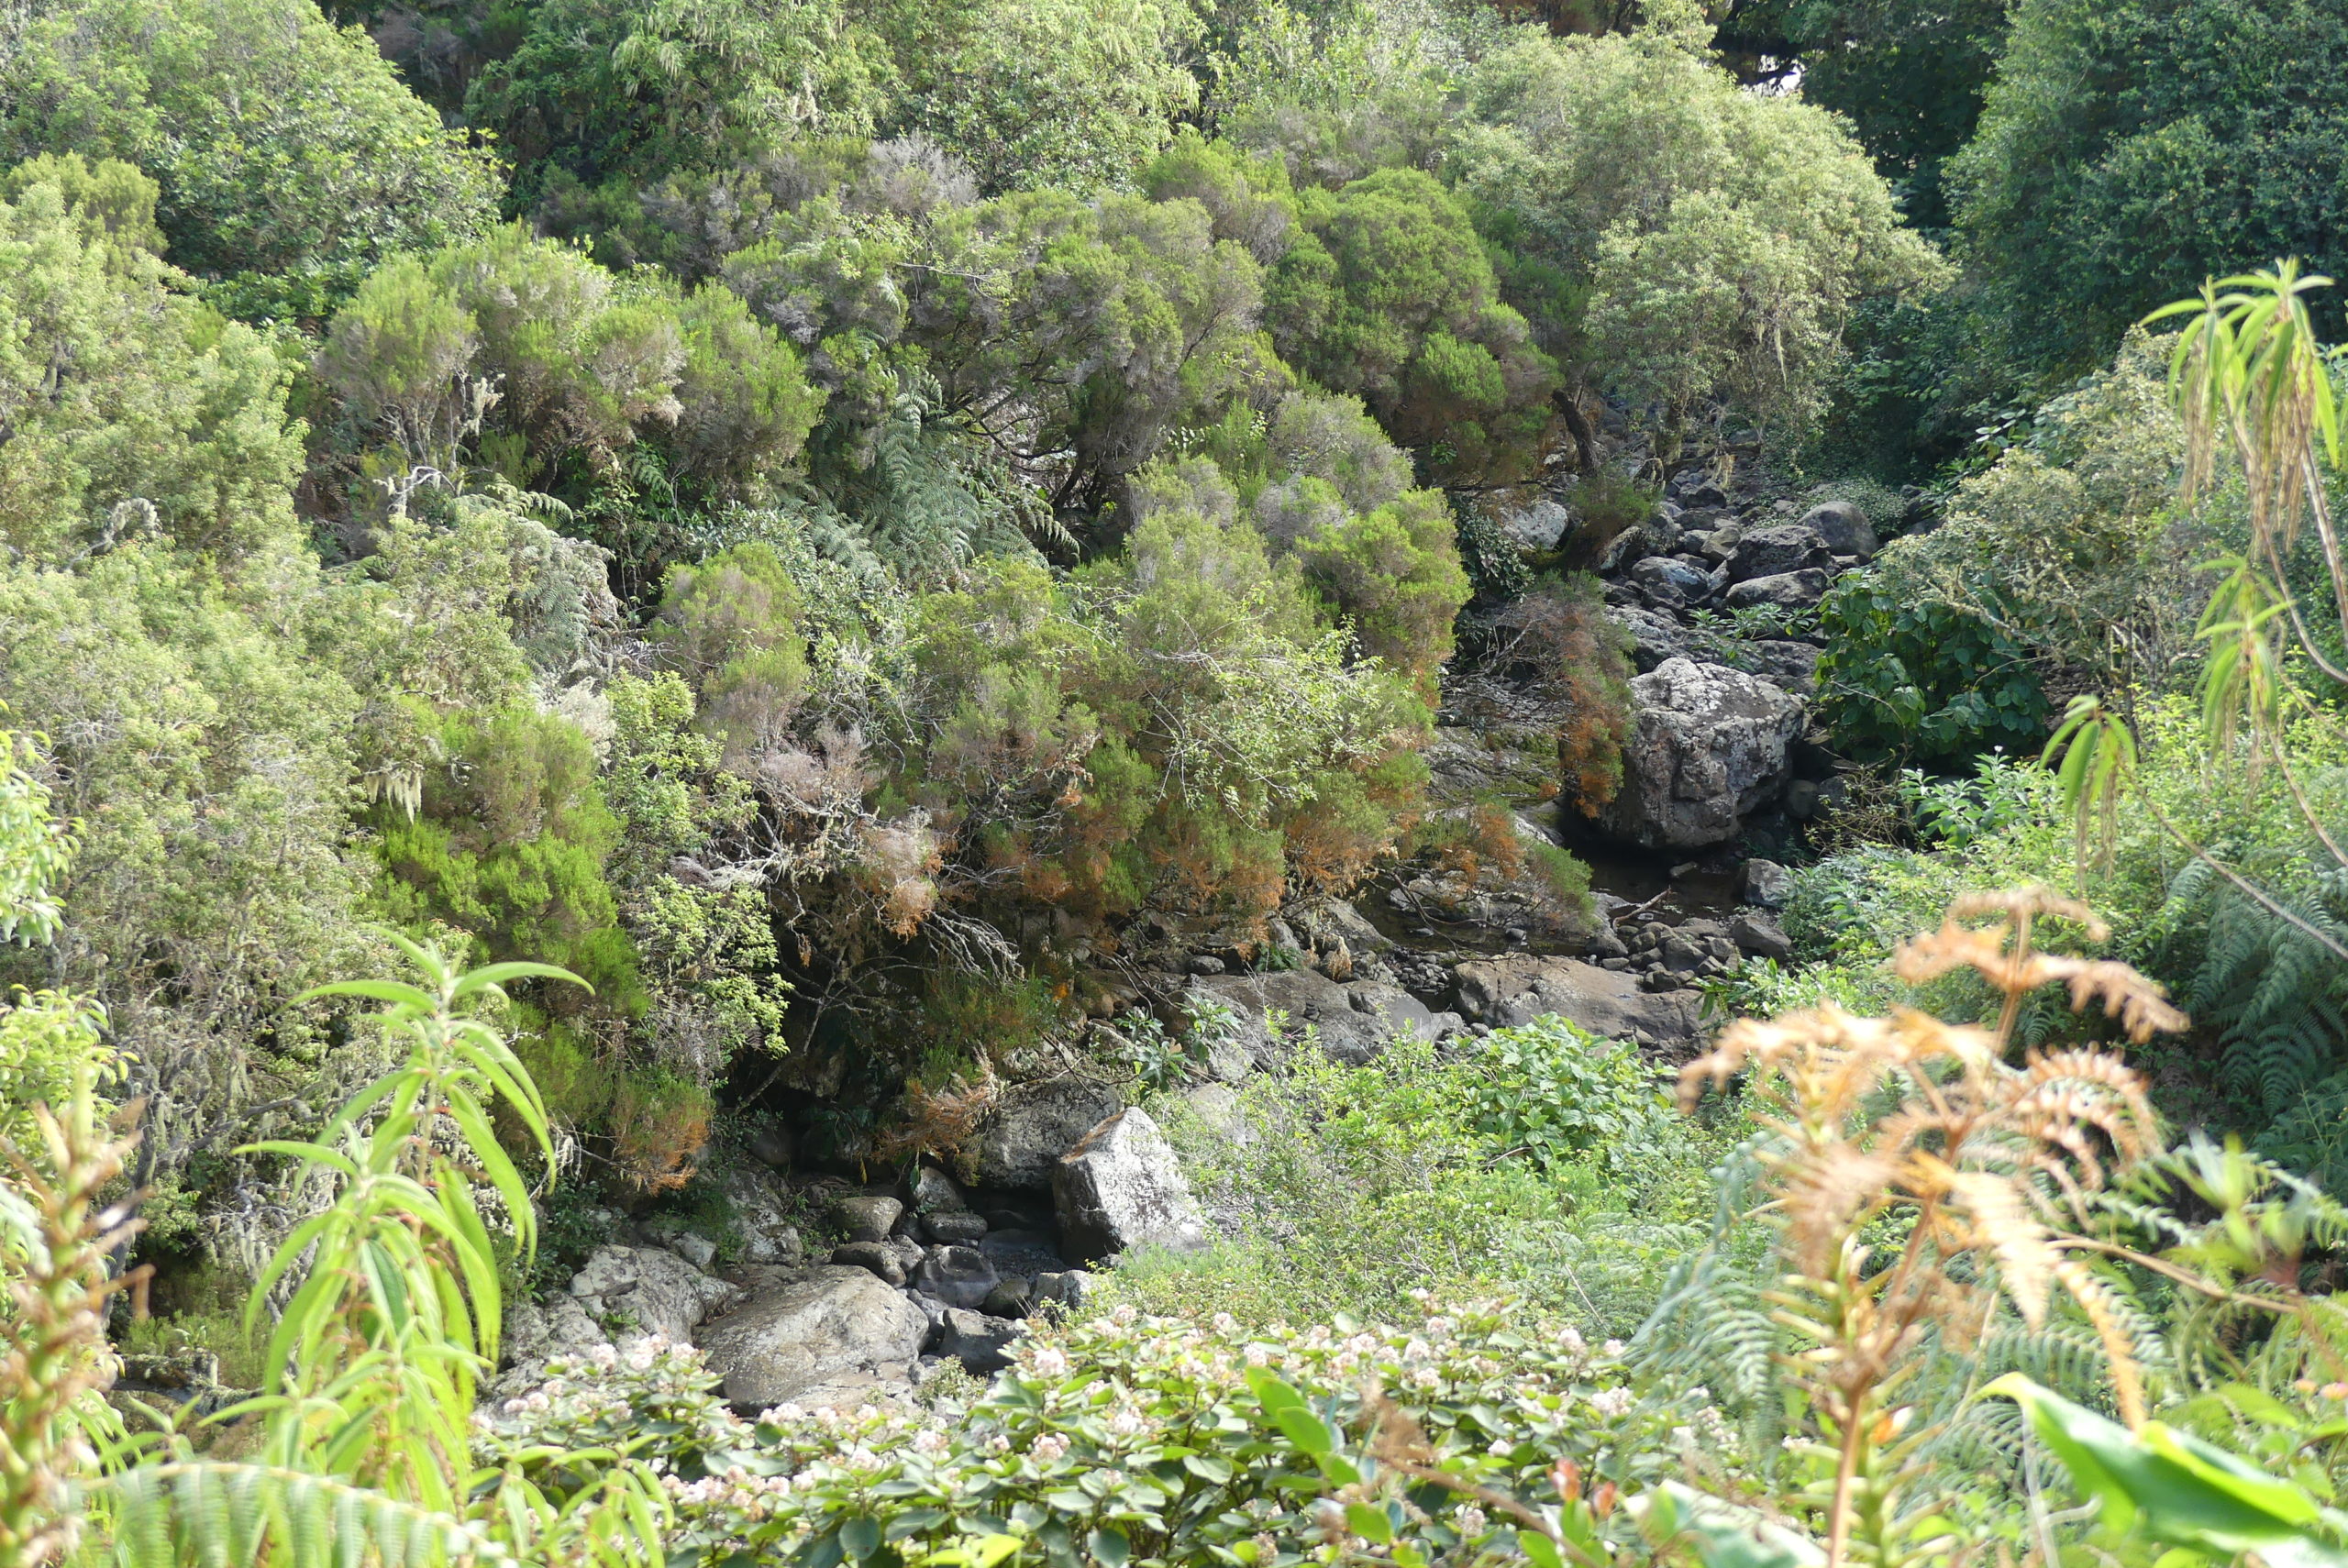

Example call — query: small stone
[1704,936,1737,963]
[831,1241,907,1287]
[1730,911,1795,962]
[1785,778,1821,819]
[748,1121,795,1171]
[1187,953,1226,976]
[1600,956,1632,972]
[829,1194,903,1243]
[924,1209,989,1245]
[1641,970,1684,992]
[981,1279,1034,1320]
[670,1231,717,1271]
[1740,858,1794,909]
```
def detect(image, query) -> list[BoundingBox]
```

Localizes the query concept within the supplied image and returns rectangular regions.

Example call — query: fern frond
[102,1462,504,1568]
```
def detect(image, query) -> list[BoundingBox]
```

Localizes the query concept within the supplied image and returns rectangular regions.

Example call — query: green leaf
[1344,1505,1392,1544]
[1987,1374,2348,1566]
[842,1518,882,1561]
[1087,1527,1129,1566]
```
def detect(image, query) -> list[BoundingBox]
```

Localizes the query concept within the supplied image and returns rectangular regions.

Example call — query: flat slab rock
[692,1264,930,1411]
[1189,968,1446,1065]
[1453,955,1706,1050]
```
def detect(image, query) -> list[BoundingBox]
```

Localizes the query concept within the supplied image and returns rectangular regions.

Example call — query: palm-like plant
[22,938,675,1567]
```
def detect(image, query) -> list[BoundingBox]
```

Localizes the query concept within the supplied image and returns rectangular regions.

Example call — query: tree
[0,164,306,569]
[877,0,1205,193]
[0,0,502,320]
[317,225,817,511]
[1951,0,2348,374]
[1712,0,2010,231]
[1456,19,1946,445]
[466,0,896,203]
[1270,166,1556,481]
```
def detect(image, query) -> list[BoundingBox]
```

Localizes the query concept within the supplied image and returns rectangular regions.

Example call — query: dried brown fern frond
[875,1055,1002,1184]
[1679,889,2188,1565]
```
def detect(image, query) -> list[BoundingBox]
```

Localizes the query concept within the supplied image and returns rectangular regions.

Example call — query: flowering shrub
[482,1304,1737,1568]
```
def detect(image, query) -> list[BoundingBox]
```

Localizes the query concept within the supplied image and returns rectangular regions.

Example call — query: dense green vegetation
[12,0,2348,1560]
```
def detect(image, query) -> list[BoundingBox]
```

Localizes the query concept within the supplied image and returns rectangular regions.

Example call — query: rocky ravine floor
[118,469,1890,1427]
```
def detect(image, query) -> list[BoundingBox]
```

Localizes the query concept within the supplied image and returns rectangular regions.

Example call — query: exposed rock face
[1452,955,1706,1049]
[1191,969,1392,1065]
[1740,857,1794,908]
[1598,658,1806,850]
[1801,501,1878,559]
[972,1077,1127,1190]
[568,1245,742,1346]
[1053,1108,1208,1263]
[693,1265,929,1410]
[1607,605,1689,673]
[1501,498,1570,551]
[717,1166,804,1265]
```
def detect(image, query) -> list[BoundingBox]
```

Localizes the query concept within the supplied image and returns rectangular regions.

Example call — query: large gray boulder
[1607,604,1689,673]
[1727,525,1832,582]
[693,1265,929,1409]
[1598,658,1805,851]
[1631,556,1716,606]
[972,1076,1128,1191]
[1724,569,1829,612]
[568,1245,742,1346]
[1800,501,1878,559]
[1053,1108,1208,1262]
[1452,955,1705,1049]
[1501,498,1571,551]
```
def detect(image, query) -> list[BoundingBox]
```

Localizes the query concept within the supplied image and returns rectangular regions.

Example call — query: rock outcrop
[973,1076,1128,1190]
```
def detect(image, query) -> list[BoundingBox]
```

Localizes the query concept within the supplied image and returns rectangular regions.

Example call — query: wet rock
[1801,501,1878,559]
[1598,658,1806,851]
[831,1241,907,1287]
[569,1245,742,1346]
[973,1077,1128,1191]
[1054,1108,1208,1262]
[1724,569,1830,612]
[830,1194,903,1243]
[694,1265,929,1409]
